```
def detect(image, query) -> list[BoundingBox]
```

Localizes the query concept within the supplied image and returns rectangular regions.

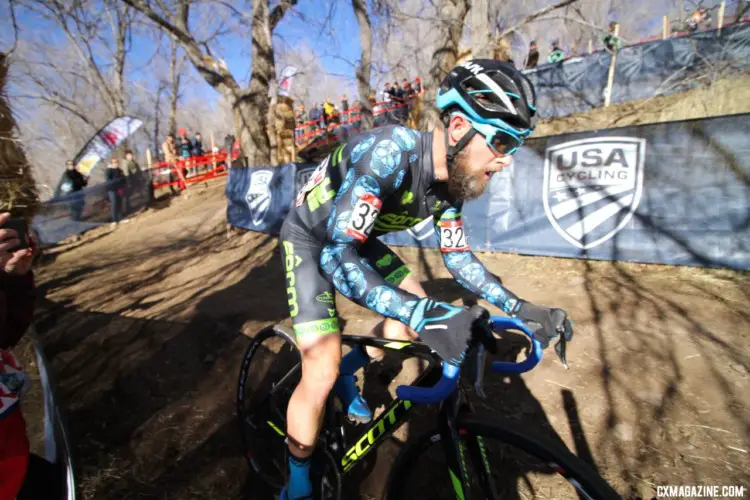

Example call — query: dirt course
[29,178,749,499]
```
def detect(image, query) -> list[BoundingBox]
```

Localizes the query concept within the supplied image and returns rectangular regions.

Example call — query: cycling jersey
[280,125,520,339]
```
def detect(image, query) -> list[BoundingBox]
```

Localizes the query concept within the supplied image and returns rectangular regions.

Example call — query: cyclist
[279,59,573,499]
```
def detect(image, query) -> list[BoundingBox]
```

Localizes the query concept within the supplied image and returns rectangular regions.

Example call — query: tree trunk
[168,37,180,135]
[241,0,274,166]
[469,0,492,59]
[419,0,471,130]
[352,0,373,130]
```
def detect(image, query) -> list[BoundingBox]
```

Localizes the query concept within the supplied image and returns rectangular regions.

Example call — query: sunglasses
[472,123,524,157]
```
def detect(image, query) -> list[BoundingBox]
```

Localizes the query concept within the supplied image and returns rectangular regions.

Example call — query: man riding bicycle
[279,59,574,499]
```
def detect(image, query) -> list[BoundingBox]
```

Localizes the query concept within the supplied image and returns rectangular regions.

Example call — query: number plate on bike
[439,220,469,252]
[346,193,382,242]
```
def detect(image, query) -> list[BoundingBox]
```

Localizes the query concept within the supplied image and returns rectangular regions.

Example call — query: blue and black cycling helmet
[436,59,537,162]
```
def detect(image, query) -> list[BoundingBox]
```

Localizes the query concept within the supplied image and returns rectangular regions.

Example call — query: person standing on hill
[106,157,127,226]
[547,40,565,63]
[526,41,540,69]
[63,159,87,221]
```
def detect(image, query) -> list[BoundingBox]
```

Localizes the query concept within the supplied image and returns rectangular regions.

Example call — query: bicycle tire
[237,324,343,500]
[237,324,301,489]
[385,415,621,500]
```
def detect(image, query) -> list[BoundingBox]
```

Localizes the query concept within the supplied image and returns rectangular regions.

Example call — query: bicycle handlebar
[395,315,544,405]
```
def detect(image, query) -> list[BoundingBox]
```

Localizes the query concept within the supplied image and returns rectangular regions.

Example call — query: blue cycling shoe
[334,374,373,424]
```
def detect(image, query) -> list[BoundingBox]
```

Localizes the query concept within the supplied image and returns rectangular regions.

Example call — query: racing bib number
[296,157,329,206]
[439,220,469,252]
[346,194,382,242]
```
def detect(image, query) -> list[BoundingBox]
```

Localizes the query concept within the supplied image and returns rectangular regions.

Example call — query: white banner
[278,65,298,98]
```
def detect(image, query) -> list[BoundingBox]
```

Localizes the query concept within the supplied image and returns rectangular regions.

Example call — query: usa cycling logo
[543,137,646,250]
[246,170,274,226]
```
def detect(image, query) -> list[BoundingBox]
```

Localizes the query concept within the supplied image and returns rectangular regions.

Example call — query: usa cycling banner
[225,163,306,235]
[381,113,750,269]
[226,114,750,269]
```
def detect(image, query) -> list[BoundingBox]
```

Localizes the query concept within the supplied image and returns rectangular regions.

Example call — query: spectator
[63,159,87,221]
[192,132,204,158]
[688,7,711,32]
[382,82,392,103]
[178,133,193,177]
[547,40,565,63]
[392,82,405,102]
[106,157,127,226]
[526,40,540,69]
[122,150,141,176]
[341,94,349,113]
[413,77,422,93]
[309,103,321,131]
[323,98,336,126]
[0,211,63,500]
[161,134,179,193]
[602,22,622,54]
[192,132,204,174]
[122,150,145,208]
[340,94,349,123]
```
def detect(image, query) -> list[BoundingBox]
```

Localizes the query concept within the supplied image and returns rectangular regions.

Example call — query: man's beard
[447,150,488,201]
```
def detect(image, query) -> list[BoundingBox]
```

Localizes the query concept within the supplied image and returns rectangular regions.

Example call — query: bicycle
[237,311,621,499]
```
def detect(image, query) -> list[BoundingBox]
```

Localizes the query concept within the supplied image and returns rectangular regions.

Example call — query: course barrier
[226,115,750,270]
[526,21,750,119]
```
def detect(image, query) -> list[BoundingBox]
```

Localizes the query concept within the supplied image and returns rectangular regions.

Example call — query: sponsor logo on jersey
[315,291,335,304]
[283,241,303,317]
[373,211,425,232]
[401,191,414,205]
[543,137,646,249]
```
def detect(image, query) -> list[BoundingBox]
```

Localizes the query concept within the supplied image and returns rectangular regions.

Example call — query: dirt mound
[536,73,750,137]
[29,178,749,499]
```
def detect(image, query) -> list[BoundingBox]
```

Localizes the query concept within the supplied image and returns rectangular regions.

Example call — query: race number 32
[346,193,382,242]
[439,220,469,252]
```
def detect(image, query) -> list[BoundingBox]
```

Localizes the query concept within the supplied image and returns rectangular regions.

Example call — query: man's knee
[299,336,341,404]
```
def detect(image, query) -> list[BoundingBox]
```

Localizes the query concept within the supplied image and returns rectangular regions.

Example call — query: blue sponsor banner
[225,163,313,235]
[33,170,153,245]
[227,114,750,269]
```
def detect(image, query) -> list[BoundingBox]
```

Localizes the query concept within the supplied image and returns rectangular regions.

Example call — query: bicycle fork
[438,389,499,500]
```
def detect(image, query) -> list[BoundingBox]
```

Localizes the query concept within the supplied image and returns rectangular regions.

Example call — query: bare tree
[168,36,187,136]
[122,0,298,166]
[470,0,493,59]
[419,0,470,129]
[352,0,374,129]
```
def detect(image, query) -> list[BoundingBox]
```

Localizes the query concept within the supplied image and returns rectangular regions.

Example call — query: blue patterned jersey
[290,125,520,322]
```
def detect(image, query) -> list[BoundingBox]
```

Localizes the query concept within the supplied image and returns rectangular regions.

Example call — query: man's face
[447,122,514,201]
[196,134,201,140]
[531,42,537,50]
[66,161,74,170]
[168,136,175,143]
[125,153,133,160]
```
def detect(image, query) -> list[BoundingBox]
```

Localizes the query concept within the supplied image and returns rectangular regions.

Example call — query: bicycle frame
[260,334,489,499]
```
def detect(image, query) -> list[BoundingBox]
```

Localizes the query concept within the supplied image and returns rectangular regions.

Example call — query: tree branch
[497,0,581,39]
[270,0,299,31]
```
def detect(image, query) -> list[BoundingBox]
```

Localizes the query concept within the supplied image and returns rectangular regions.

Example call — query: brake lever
[474,344,487,399]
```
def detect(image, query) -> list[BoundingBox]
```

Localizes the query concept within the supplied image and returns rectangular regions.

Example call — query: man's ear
[448,114,471,145]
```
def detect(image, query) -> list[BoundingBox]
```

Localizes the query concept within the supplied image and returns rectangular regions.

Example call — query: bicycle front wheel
[386,416,621,500]
[237,324,301,489]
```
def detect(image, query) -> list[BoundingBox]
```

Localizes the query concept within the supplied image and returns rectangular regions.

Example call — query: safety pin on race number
[346,193,382,242]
